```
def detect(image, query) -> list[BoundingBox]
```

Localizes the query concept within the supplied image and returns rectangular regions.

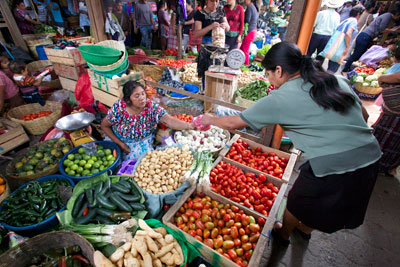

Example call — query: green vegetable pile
[0,179,71,227]
[36,24,57,33]
[241,62,264,72]
[71,176,145,225]
[257,44,272,57]
[236,79,270,101]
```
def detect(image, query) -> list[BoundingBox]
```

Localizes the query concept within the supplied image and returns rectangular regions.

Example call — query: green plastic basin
[78,45,122,65]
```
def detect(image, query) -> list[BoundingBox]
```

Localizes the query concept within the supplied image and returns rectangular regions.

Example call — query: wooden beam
[86,0,107,43]
[285,0,307,43]
[0,0,28,52]
[177,24,183,59]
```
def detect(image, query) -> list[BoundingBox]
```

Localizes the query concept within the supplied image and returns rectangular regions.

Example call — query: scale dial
[226,49,245,69]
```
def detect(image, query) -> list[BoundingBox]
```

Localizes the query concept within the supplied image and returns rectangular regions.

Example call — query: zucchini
[94,182,103,196]
[109,211,131,222]
[117,180,132,189]
[74,208,96,224]
[95,208,114,217]
[95,215,114,224]
[109,194,132,212]
[111,183,130,194]
[85,188,94,207]
[72,193,85,218]
[97,195,117,210]
[104,177,111,190]
[116,192,140,202]
[76,202,89,218]
[129,202,146,211]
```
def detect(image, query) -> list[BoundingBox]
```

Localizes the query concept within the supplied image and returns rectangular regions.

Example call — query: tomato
[249,223,260,233]
[195,235,203,242]
[227,249,238,260]
[257,217,266,227]
[211,228,219,239]
[231,226,239,238]
[249,232,260,243]
[195,220,205,230]
[188,230,196,237]
[242,243,252,251]
[204,238,214,248]
[223,214,231,222]
[239,228,246,236]
[205,222,214,230]
[214,236,223,249]
[222,228,230,235]
[236,247,244,256]
[203,229,210,239]
[241,235,249,243]
[196,229,203,236]
[234,238,241,247]
[222,240,235,249]
[176,216,183,225]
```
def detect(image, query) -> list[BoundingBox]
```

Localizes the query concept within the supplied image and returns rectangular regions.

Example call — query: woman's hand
[119,142,131,153]
[210,22,220,30]
[200,113,215,126]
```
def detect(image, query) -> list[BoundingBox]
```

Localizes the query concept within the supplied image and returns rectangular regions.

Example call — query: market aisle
[260,158,400,267]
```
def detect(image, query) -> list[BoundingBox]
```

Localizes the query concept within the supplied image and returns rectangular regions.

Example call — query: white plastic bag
[212,27,225,48]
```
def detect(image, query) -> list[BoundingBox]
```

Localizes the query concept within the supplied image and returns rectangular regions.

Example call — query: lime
[76,166,83,174]
[67,161,74,167]
[99,165,105,171]
[15,162,24,169]
[84,163,92,169]
[78,147,85,154]
[70,164,78,171]
[93,162,100,169]
[87,159,95,165]
[90,156,98,162]
[27,170,35,175]
[63,159,71,166]
[65,167,71,173]
[97,150,105,157]
[104,149,112,156]
[108,159,115,166]
[83,155,90,161]
[75,154,82,161]
[67,154,75,160]
[91,169,99,174]
[97,145,104,150]
[79,160,87,166]
[68,170,76,176]
[106,154,114,161]
[82,169,90,176]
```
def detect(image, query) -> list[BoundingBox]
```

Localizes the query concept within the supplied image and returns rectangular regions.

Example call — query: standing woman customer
[133,0,157,49]
[201,42,381,244]
[240,0,259,65]
[224,0,244,50]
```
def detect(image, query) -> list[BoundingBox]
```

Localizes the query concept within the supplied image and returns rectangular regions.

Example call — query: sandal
[293,227,311,241]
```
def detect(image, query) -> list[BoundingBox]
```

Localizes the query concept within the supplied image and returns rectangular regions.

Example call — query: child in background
[9,60,45,105]
[0,56,14,80]
[0,59,24,112]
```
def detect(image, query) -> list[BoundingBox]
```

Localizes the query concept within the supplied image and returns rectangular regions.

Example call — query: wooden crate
[91,86,119,107]
[59,76,77,92]
[44,45,86,66]
[219,134,298,183]
[53,63,87,80]
[0,118,29,155]
[88,69,144,97]
[204,71,238,111]
[162,183,287,267]
[205,156,287,220]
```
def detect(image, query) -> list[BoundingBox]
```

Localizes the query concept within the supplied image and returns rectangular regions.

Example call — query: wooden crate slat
[91,87,119,107]
[59,77,77,92]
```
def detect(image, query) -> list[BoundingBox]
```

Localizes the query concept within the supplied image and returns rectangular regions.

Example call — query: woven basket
[174,129,231,153]
[27,60,61,88]
[135,65,166,81]
[5,139,73,181]
[165,106,203,116]
[235,95,255,108]
[355,83,382,95]
[7,101,62,135]
[0,231,95,266]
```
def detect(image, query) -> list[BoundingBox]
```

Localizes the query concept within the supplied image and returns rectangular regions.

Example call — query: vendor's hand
[237,35,241,43]
[187,122,195,130]
[200,113,215,126]
[119,143,131,153]
[378,75,386,87]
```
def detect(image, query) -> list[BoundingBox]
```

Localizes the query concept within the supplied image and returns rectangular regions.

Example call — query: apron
[105,131,155,161]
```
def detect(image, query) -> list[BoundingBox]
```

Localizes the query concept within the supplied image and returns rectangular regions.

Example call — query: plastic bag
[212,27,225,47]
[48,89,70,103]
[75,73,94,108]
[359,45,389,69]
[193,115,211,131]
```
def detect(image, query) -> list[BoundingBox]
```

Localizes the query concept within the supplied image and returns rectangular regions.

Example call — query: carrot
[113,149,117,158]
[0,184,6,195]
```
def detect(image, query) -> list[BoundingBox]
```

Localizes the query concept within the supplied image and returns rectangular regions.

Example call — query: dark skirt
[372,110,400,171]
[287,160,379,233]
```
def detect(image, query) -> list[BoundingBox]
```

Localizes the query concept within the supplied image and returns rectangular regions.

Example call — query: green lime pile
[14,138,72,176]
[63,145,117,177]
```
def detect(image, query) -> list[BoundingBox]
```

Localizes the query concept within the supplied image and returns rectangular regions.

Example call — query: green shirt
[240,76,382,177]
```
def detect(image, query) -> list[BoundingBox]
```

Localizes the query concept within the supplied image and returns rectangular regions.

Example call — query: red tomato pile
[162,48,178,57]
[354,67,374,75]
[157,58,191,68]
[172,114,193,123]
[174,194,265,266]
[19,110,52,121]
[226,139,288,179]
[210,161,279,217]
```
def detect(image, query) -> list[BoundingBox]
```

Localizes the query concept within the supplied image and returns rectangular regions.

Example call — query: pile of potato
[133,146,194,194]
[95,220,184,267]
[238,71,264,87]
[179,63,200,84]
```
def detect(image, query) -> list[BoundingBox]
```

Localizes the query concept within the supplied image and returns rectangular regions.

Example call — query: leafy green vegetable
[236,79,270,101]
[257,44,272,57]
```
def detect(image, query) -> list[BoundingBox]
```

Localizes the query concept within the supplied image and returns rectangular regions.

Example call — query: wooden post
[86,0,107,43]
[285,0,308,43]
[296,0,322,54]
[0,0,28,52]
[177,24,183,59]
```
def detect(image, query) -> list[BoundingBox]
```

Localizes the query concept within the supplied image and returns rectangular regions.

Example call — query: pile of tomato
[210,161,279,217]
[172,114,193,123]
[174,194,265,266]
[19,110,52,121]
[225,139,288,179]
[162,48,178,57]
[354,67,374,75]
[157,58,191,68]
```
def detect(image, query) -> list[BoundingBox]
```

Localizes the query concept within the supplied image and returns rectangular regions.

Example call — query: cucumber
[95,208,114,217]
[72,193,85,218]
[116,192,140,202]
[97,195,117,210]
[111,183,130,193]
[76,202,89,218]
[117,180,132,189]
[85,188,94,207]
[104,177,111,190]
[74,208,96,224]
[109,194,132,212]
[129,202,146,211]
[95,215,114,224]
[94,182,104,196]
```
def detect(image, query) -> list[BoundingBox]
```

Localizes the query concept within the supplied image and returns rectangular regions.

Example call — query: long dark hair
[122,81,145,105]
[251,0,259,12]
[261,42,355,113]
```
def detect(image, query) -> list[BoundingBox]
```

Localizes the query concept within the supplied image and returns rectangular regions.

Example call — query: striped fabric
[372,108,400,171]
[382,83,400,114]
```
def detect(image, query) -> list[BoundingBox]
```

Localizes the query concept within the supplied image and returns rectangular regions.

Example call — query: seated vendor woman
[101,81,194,160]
